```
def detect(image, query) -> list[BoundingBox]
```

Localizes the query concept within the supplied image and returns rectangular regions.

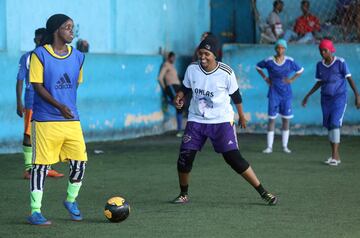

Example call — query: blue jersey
[315,56,350,98]
[30,45,85,121]
[256,56,303,99]
[17,51,34,109]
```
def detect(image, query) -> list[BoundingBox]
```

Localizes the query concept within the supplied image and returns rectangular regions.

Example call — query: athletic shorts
[180,121,238,153]
[31,121,87,165]
[24,109,33,136]
[321,95,347,130]
[268,96,293,119]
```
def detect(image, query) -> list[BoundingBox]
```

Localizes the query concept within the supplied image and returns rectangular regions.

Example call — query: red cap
[319,39,335,53]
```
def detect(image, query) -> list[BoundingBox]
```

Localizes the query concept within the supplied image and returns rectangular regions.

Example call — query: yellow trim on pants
[32,121,87,165]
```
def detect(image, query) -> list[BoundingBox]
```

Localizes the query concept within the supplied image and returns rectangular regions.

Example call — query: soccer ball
[104,196,130,222]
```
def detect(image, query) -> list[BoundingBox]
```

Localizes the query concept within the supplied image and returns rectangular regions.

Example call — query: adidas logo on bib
[55,73,73,89]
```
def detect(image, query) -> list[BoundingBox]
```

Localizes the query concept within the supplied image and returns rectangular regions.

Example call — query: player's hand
[301,96,308,107]
[16,104,24,117]
[174,95,184,109]
[264,77,272,86]
[238,115,247,129]
[59,104,74,119]
[355,95,360,109]
[283,78,293,84]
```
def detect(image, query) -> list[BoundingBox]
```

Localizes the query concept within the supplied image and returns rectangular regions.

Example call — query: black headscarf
[198,35,219,57]
[41,14,71,45]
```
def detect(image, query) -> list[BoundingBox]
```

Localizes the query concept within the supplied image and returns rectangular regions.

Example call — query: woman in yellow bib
[27,14,87,225]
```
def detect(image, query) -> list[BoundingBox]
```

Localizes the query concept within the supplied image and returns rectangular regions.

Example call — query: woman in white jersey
[172,36,277,205]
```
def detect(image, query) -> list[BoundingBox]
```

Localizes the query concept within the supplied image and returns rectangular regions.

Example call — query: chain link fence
[252,0,360,43]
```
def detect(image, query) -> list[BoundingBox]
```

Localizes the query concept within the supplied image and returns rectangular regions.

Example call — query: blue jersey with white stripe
[17,51,34,109]
[315,56,350,97]
[257,56,303,99]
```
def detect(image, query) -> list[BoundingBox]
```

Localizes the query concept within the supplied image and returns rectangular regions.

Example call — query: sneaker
[262,147,272,154]
[63,201,83,221]
[47,169,64,178]
[283,147,291,154]
[324,157,333,164]
[27,212,51,225]
[328,159,341,166]
[23,170,31,180]
[176,131,184,138]
[261,192,278,205]
[172,194,189,204]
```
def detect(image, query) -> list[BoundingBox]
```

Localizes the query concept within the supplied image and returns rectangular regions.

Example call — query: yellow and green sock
[23,145,32,171]
[66,181,82,203]
[30,190,43,214]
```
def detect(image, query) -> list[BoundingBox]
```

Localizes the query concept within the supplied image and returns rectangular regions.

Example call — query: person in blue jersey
[302,39,360,166]
[16,28,64,179]
[172,36,277,205]
[27,14,87,225]
[256,39,304,154]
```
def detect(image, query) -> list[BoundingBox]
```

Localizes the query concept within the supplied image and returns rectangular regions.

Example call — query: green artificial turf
[0,133,359,238]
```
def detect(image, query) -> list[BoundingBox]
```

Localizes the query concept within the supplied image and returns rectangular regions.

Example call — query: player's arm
[32,83,74,119]
[301,81,322,107]
[256,62,271,85]
[284,68,304,84]
[174,85,191,109]
[16,55,27,117]
[77,67,83,88]
[284,71,302,84]
[284,60,304,84]
[30,52,73,119]
[175,66,192,109]
[346,76,360,108]
[16,80,24,117]
[342,61,360,108]
[230,89,246,128]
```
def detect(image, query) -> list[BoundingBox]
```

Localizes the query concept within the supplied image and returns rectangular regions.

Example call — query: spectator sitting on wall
[76,39,89,53]
[283,0,320,43]
[261,0,284,43]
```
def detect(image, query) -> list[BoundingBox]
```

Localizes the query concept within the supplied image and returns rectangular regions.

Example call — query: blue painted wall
[4,0,210,55]
[0,0,5,50]
[223,43,360,134]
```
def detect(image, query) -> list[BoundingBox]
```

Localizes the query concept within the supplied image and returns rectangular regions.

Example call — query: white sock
[267,131,274,149]
[282,130,290,148]
[328,129,340,143]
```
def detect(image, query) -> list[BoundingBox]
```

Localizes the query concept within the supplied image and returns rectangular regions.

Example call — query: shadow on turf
[164,199,273,207]
[57,217,108,224]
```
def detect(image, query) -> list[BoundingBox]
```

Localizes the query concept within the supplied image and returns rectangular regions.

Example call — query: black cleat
[261,192,278,205]
[172,194,189,204]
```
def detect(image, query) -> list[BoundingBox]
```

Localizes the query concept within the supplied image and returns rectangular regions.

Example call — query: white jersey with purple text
[183,62,239,124]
